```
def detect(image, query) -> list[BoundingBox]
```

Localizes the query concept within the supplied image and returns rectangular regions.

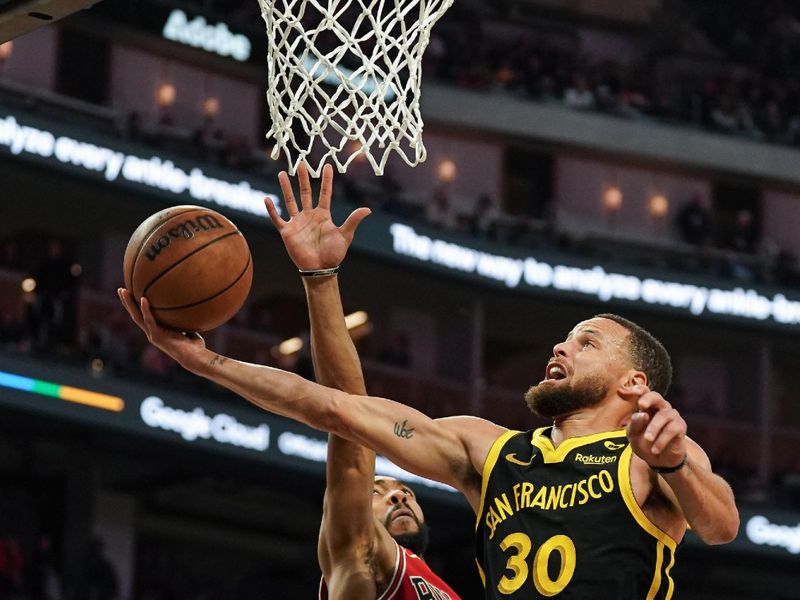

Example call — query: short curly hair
[594,313,672,396]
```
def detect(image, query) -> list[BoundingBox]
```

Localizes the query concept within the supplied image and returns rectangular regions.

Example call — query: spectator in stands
[32,535,62,600]
[759,99,786,142]
[563,75,595,111]
[0,532,24,598]
[466,192,500,238]
[0,239,21,270]
[774,249,800,286]
[29,239,79,351]
[726,209,759,254]
[426,184,457,229]
[121,111,144,143]
[0,310,26,350]
[710,93,742,133]
[84,537,119,600]
[675,193,713,246]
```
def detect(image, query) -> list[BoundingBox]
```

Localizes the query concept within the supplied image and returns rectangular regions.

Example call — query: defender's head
[373,476,429,556]
[525,314,672,419]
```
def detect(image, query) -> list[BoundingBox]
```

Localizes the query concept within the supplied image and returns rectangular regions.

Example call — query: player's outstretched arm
[268,163,385,596]
[118,289,503,511]
[627,387,739,544]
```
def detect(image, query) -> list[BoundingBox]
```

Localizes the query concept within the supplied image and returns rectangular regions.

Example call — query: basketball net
[258,0,454,176]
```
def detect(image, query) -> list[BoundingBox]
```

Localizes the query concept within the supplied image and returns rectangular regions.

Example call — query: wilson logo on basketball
[145,215,225,261]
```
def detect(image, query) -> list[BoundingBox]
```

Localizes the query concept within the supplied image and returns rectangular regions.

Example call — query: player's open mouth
[541,362,569,384]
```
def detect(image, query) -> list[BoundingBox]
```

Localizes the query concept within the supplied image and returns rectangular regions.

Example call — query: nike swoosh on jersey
[505,453,536,466]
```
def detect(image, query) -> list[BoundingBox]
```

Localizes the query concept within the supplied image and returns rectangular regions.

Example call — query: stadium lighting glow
[649,194,669,218]
[278,336,303,356]
[202,97,220,117]
[437,159,457,183]
[0,41,13,61]
[156,83,176,108]
[603,186,623,211]
[21,277,35,292]
[344,310,369,329]
[278,312,370,355]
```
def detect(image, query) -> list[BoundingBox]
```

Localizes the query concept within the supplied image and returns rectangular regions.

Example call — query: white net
[258,0,454,176]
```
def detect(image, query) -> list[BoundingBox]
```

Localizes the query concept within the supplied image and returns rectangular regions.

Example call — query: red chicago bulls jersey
[319,540,460,600]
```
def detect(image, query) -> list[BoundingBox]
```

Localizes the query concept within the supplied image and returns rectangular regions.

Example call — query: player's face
[525,318,632,418]
[372,477,425,536]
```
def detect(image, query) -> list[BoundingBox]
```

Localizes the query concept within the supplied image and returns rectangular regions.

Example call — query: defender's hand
[264,162,371,271]
[117,288,207,372]
[626,386,688,470]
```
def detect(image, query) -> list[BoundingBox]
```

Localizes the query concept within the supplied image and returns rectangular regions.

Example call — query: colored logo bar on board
[0,370,125,412]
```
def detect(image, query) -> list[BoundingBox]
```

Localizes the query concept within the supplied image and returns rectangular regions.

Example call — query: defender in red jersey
[320,479,459,600]
[271,165,460,600]
[321,540,458,600]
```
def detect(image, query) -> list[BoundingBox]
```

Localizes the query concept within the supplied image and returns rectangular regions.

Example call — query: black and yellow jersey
[475,427,678,599]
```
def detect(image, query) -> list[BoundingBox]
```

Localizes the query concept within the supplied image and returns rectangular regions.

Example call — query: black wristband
[649,453,688,474]
[299,266,340,278]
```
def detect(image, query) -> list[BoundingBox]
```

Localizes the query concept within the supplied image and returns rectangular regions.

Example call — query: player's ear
[618,371,647,402]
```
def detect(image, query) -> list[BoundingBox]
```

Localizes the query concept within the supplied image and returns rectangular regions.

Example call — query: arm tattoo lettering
[393,419,415,439]
[208,355,228,366]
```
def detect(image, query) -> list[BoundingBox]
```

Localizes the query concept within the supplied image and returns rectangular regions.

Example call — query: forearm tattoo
[393,419,415,439]
[208,355,228,366]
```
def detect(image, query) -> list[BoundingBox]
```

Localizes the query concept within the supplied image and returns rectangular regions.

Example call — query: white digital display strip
[389,223,800,326]
[0,114,279,218]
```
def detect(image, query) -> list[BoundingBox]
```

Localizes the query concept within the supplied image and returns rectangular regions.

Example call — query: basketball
[123,205,253,332]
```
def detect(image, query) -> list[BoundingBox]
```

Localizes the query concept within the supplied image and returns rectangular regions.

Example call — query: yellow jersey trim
[475,559,486,588]
[663,545,676,600]
[475,429,519,530]
[644,541,664,600]
[619,445,677,599]
[530,427,628,463]
[618,445,678,550]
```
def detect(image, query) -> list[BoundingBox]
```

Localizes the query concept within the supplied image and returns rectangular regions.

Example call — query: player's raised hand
[117,288,207,371]
[264,162,371,271]
[626,385,688,470]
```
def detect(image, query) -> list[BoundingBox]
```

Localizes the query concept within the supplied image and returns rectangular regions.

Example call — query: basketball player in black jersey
[119,164,739,599]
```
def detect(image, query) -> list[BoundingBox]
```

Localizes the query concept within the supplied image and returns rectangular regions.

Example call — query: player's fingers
[627,411,649,437]
[263,197,286,230]
[118,288,146,330]
[650,419,686,456]
[318,164,333,210]
[139,297,159,337]
[298,162,314,211]
[278,171,299,216]
[642,409,673,442]
[185,331,205,343]
[638,392,670,413]
[339,207,372,241]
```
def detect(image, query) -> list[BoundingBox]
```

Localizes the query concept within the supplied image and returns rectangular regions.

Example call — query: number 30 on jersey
[498,532,576,596]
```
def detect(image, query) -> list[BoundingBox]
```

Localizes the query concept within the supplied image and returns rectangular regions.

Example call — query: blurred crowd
[424,1,800,146]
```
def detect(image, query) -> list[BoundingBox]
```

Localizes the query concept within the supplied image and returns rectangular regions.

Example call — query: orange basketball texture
[123,205,253,331]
